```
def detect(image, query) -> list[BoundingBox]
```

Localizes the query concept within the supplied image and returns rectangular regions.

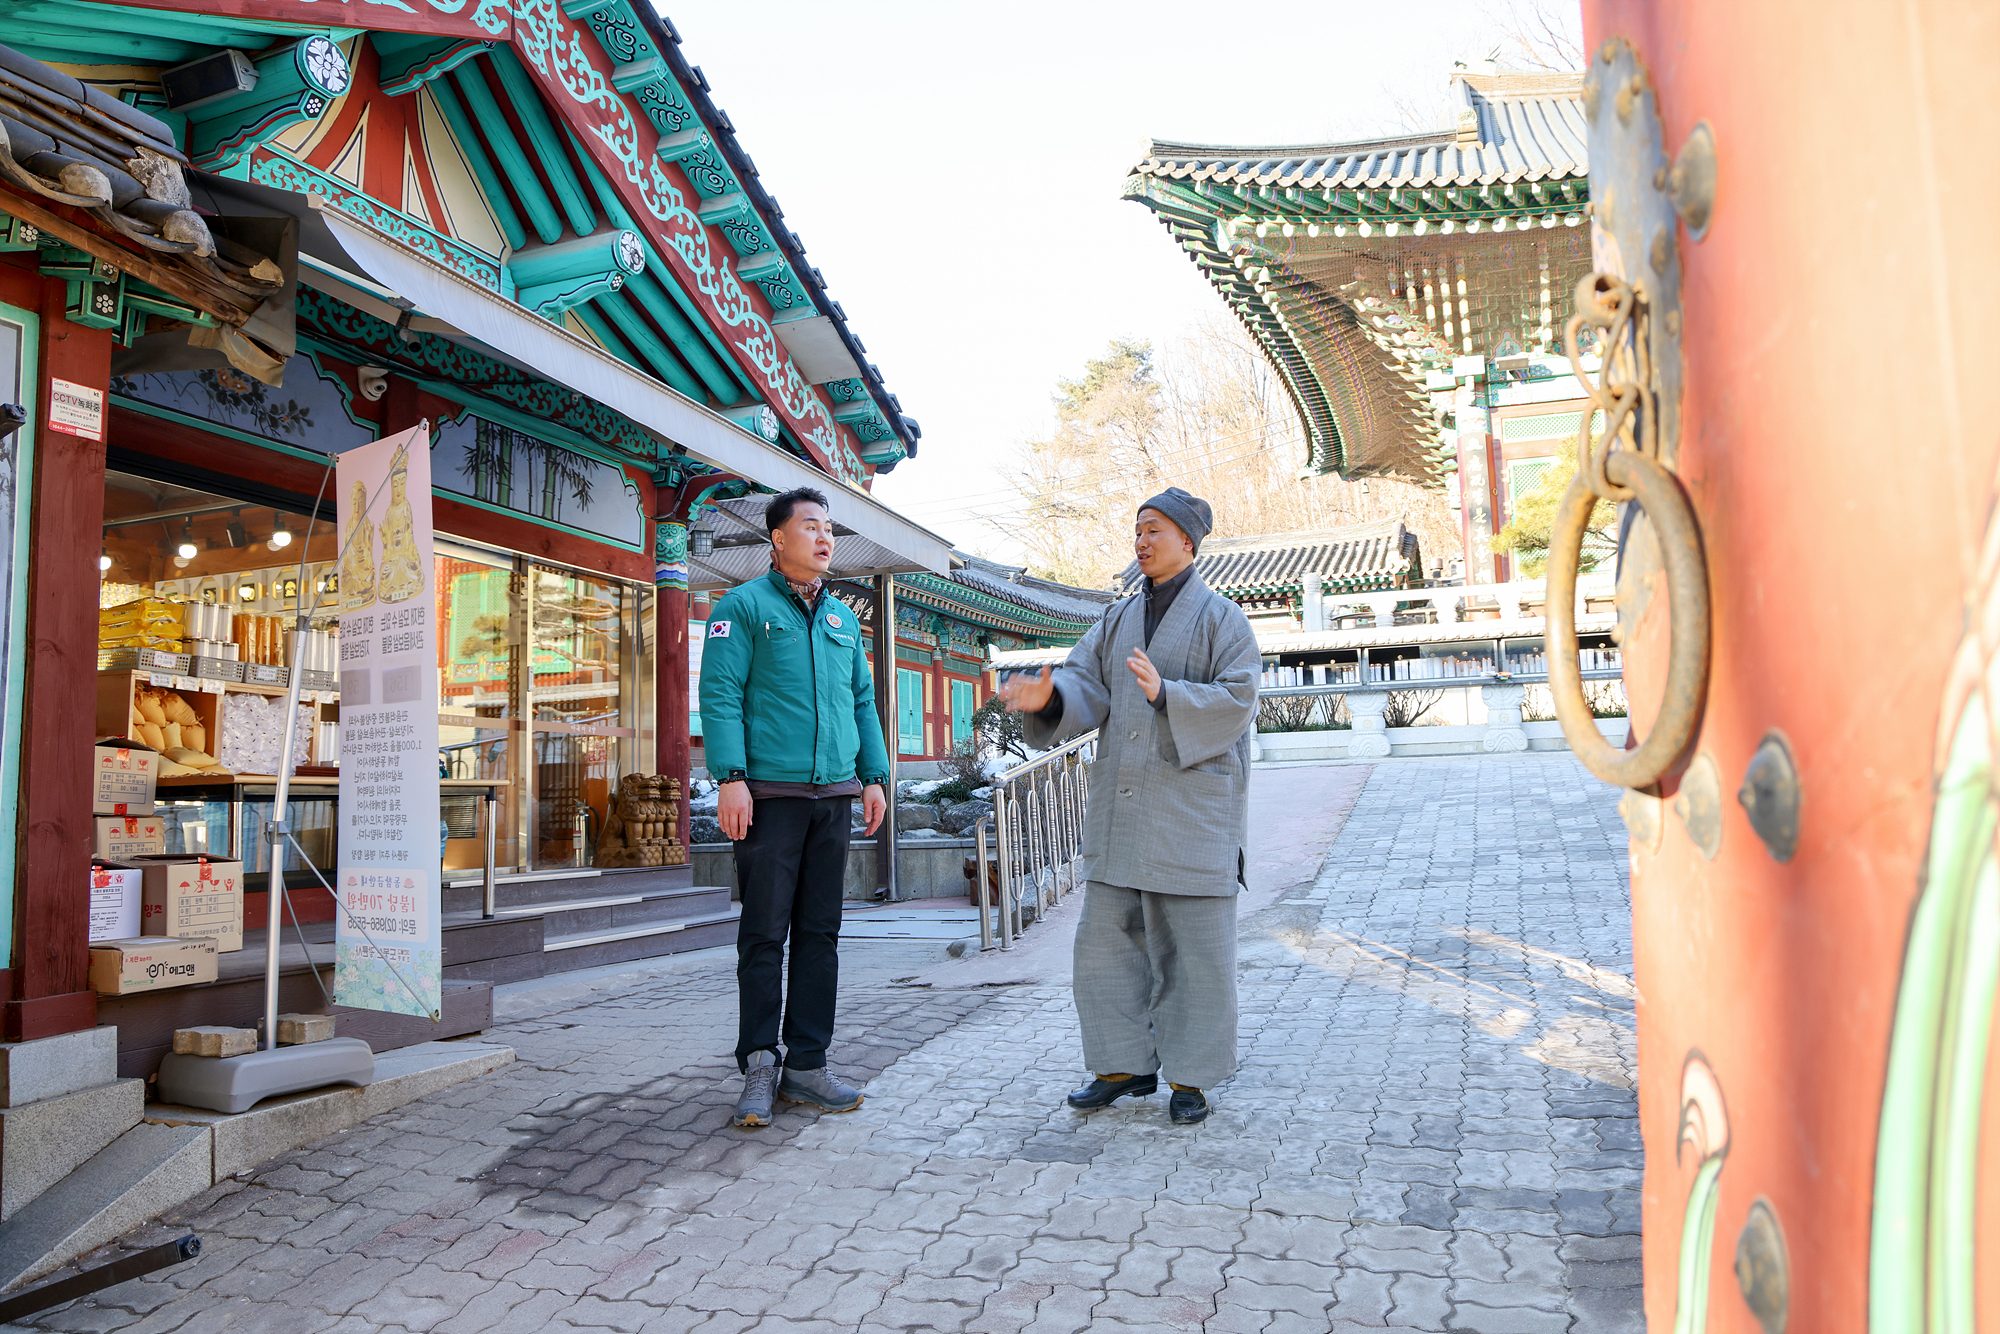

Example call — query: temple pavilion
[1122,67,1599,582]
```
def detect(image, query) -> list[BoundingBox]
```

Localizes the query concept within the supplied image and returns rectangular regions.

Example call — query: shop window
[101,464,656,882]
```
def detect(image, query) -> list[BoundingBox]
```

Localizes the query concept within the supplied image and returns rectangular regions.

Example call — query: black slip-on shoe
[1169,1088,1210,1125]
[1066,1074,1159,1110]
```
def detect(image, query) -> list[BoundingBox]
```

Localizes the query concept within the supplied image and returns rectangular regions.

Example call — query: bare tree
[1001,319,1460,591]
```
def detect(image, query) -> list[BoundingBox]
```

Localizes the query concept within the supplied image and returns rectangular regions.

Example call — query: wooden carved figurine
[595,774,689,868]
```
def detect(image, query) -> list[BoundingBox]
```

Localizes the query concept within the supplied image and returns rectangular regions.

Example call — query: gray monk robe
[1023,570,1259,1088]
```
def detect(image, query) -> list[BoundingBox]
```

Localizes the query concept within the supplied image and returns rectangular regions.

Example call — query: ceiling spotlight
[225,511,248,548]
[176,522,198,560]
[99,547,111,572]
[268,516,293,551]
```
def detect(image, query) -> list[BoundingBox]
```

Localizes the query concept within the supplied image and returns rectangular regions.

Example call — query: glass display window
[104,464,657,881]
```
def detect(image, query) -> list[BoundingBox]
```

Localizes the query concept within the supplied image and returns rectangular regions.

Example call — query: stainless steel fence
[970,732,1097,951]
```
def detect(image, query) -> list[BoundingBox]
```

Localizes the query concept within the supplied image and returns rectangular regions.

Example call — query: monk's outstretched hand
[997,666,1054,713]
[1127,648,1161,702]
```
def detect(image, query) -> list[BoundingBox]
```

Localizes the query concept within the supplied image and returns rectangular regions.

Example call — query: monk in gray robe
[998,488,1259,1124]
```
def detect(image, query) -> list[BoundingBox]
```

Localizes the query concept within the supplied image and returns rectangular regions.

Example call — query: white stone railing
[1302,571,1618,632]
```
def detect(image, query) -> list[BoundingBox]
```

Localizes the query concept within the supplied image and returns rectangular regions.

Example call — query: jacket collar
[1123,566,1210,644]
[764,564,824,611]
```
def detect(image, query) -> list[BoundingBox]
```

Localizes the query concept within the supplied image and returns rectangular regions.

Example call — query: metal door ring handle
[1547,449,1709,788]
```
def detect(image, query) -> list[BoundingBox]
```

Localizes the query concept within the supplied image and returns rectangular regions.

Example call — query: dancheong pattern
[505,0,867,485]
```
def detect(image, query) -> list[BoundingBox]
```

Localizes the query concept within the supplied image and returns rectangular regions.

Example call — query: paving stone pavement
[24,754,1641,1334]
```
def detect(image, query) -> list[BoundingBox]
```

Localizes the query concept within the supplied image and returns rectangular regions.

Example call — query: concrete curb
[145,1041,516,1179]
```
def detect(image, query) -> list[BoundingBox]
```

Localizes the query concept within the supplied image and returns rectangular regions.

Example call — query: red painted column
[654,516,691,847]
[9,278,110,1041]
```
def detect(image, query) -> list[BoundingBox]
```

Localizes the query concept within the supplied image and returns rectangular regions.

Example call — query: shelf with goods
[96,670,331,777]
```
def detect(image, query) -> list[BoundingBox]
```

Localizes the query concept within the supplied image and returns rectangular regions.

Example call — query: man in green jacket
[699,486,890,1128]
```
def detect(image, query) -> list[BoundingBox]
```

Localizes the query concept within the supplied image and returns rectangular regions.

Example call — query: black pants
[733,796,851,1072]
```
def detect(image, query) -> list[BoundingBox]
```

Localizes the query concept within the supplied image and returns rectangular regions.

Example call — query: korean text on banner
[334,424,441,1019]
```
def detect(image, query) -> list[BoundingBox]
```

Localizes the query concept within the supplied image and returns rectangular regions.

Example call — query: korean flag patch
[708,621,732,639]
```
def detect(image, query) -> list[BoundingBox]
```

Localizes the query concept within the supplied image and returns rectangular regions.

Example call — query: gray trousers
[1073,881,1239,1089]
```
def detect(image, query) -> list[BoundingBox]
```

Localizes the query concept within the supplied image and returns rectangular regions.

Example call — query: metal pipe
[873,574,900,902]
[264,624,312,1052]
[994,787,1014,949]
[974,815,993,952]
[1025,784,1043,923]
[482,792,498,919]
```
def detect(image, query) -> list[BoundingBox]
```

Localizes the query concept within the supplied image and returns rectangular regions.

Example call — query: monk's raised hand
[1126,648,1161,702]
[997,665,1054,713]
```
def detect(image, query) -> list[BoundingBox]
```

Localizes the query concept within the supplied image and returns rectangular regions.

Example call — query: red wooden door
[1571,6,2000,1332]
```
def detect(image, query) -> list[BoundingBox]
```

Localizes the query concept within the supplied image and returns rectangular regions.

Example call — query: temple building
[1123,66,1600,583]
[0,0,976,1254]
[1118,520,1423,633]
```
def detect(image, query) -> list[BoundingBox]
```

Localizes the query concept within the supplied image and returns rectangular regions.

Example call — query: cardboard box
[94,814,165,859]
[91,740,158,816]
[132,856,243,953]
[87,863,143,941]
[88,937,217,995]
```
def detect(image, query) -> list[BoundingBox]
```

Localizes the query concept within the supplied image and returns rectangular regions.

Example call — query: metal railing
[971,732,1097,951]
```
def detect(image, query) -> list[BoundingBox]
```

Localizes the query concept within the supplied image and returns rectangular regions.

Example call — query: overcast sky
[668,1,1567,560]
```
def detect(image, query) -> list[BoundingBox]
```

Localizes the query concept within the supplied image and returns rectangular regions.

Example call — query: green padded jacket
[697,567,891,787]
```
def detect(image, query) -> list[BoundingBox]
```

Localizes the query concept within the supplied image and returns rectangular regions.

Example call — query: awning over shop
[682,494,940,592]
[313,209,952,578]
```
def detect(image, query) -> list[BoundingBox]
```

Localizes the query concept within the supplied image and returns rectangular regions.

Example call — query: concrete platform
[0,1040,514,1291]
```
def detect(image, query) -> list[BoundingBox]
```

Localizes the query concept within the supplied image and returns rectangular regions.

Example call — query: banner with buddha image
[333,423,442,1019]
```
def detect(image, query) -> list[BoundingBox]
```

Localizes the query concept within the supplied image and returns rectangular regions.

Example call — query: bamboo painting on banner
[334,423,443,1019]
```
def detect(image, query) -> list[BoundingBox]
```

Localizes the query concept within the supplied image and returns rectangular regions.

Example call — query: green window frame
[950,679,977,748]
[896,667,926,755]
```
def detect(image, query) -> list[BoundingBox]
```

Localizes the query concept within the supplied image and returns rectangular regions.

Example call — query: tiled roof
[1135,74,1585,191]
[0,40,287,333]
[1117,520,1419,596]
[947,555,1113,624]
[1122,69,1589,483]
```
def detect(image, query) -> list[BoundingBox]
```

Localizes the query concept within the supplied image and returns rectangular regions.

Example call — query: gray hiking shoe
[733,1050,779,1128]
[777,1065,864,1112]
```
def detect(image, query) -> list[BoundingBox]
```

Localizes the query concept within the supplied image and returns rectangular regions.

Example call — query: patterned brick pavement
[24,754,1640,1334]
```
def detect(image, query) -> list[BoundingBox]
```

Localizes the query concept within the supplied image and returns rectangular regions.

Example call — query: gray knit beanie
[1137,487,1213,554]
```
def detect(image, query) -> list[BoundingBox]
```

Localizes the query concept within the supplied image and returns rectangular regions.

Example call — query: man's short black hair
[765,486,830,533]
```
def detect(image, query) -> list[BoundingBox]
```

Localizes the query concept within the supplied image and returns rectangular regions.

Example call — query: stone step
[541,905,742,973]
[0,1030,118,1109]
[501,884,733,938]
[0,1121,208,1292]
[438,864,694,915]
[0,1080,143,1222]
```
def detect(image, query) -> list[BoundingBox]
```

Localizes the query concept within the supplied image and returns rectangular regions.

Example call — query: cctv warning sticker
[708,621,732,639]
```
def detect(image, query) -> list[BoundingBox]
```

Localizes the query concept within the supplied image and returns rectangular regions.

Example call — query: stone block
[0,1078,144,1219]
[0,1028,117,1108]
[173,1026,258,1057]
[148,1040,514,1179]
[277,1013,337,1045]
[0,1120,212,1291]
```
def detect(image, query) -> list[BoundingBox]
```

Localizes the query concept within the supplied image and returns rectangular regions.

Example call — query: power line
[894,425,1310,525]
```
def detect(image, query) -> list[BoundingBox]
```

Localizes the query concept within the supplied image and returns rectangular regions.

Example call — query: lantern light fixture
[687,511,715,559]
